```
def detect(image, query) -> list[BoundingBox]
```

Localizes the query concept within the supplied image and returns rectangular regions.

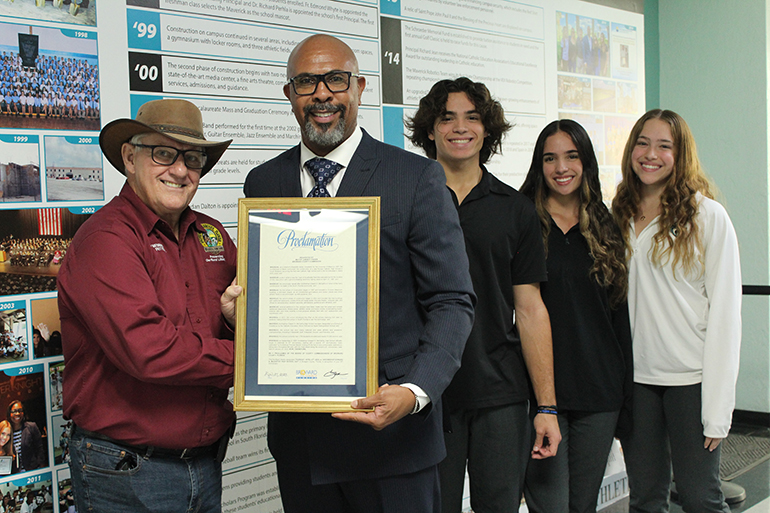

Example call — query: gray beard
[302,105,346,152]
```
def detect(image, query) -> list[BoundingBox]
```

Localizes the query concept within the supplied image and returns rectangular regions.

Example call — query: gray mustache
[305,104,344,115]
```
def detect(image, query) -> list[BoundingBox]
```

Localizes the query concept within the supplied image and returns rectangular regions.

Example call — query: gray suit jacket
[243,130,475,484]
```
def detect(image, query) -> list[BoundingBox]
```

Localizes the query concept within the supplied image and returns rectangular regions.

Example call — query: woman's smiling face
[631,118,676,191]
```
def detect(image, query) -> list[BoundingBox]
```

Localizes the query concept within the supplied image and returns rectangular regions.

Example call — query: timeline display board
[0,1,643,511]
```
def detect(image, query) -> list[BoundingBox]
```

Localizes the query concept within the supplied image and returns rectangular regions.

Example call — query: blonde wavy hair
[612,109,714,275]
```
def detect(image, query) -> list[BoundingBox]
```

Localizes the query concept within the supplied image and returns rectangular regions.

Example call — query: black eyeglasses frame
[131,144,208,170]
[287,71,360,96]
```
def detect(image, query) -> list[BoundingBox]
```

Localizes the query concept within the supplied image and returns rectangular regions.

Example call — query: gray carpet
[720,433,770,481]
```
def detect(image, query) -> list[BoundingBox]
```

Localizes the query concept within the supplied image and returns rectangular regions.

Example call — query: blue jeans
[68,430,223,513]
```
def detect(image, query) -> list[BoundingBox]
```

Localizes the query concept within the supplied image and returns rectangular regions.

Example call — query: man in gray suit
[243,34,475,513]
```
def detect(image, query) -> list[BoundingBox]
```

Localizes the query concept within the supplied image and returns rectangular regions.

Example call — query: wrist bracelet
[536,405,558,415]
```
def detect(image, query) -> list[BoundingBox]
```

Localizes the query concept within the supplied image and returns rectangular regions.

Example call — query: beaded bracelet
[536,405,558,415]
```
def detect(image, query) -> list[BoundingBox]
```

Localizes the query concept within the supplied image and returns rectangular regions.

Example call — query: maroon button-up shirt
[58,184,236,449]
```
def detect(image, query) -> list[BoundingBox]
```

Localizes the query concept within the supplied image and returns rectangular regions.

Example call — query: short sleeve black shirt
[443,168,547,410]
[542,218,632,412]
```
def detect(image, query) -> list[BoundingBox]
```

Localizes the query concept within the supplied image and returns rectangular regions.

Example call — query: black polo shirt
[443,168,547,411]
[541,218,632,412]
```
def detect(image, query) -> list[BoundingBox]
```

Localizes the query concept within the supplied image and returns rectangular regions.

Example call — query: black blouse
[541,219,633,414]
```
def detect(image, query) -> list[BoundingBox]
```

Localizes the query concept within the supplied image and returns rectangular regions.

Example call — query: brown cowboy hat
[99,99,232,177]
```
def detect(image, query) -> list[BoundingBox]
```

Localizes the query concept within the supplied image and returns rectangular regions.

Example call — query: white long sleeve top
[628,194,741,438]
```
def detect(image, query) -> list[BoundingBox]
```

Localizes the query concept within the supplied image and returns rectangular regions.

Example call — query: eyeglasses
[288,71,360,96]
[10,409,22,414]
[132,144,208,170]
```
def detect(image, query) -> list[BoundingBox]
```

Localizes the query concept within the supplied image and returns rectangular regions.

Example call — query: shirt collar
[484,166,515,196]
[300,126,363,169]
[461,165,512,203]
[549,214,580,235]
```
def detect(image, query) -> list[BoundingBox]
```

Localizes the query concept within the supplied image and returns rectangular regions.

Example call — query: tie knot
[306,158,342,197]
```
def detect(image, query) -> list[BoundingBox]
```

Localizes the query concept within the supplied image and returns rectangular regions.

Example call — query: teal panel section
[383,105,405,148]
[130,94,156,118]
[380,0,400,17]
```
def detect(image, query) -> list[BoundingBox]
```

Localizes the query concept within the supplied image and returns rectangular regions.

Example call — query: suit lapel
[337,130,380,197]
[279,146,303,197]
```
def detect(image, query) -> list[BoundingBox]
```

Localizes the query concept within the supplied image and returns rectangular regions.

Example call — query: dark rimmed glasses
[288,71,360,96]
[132,144,208,169]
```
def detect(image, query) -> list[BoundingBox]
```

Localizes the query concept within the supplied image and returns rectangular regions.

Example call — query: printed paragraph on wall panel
[125,0,382,222]
[379,0,546,186]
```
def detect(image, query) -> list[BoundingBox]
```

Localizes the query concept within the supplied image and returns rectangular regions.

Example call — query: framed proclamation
[233,197,380,412]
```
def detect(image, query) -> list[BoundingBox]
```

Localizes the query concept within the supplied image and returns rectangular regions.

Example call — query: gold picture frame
[233,197,380,412]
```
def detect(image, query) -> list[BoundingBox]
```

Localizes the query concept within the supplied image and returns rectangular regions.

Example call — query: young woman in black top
[520,119,632,513]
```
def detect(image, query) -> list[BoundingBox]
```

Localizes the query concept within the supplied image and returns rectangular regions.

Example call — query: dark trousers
[621,383,729,513]
[276,459,440,513]
[524,409,619,513]
[439,402,530,513]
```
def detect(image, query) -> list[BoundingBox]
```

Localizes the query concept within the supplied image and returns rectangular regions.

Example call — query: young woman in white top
[612,109,741,513]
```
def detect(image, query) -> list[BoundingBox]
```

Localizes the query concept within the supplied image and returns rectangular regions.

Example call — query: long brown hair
[612,109,714,275]
[520,119,628,306]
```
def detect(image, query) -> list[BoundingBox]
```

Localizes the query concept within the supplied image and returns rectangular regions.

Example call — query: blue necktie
[306,158,342,197]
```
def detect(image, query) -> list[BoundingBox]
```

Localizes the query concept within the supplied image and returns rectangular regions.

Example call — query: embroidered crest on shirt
[198,223,224,255]
[150,243,165,252]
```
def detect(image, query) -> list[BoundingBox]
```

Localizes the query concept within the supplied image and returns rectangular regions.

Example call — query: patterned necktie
[306,158,342,197]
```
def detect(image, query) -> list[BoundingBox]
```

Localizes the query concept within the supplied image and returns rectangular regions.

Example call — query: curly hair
[611,109,714,275]
[520,119,628,306]
[405,77,511,164]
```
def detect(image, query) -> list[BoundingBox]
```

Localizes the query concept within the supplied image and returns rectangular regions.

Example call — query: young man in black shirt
[407,77,561,513]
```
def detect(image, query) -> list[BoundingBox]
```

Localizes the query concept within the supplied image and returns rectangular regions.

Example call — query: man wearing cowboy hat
[57,98,242,513]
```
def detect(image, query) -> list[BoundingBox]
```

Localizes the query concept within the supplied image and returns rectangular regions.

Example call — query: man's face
[429,92,486,168]
[121,132,202,227]
[284,38,365,156]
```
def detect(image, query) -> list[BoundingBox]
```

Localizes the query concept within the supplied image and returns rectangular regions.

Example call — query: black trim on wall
[742,285,770,295]
[733,409,770,428]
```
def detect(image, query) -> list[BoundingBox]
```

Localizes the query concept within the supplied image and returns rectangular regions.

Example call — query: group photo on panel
[44,26,741,513]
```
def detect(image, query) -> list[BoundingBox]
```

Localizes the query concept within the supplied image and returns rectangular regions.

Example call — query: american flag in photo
[38,208,62,236]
